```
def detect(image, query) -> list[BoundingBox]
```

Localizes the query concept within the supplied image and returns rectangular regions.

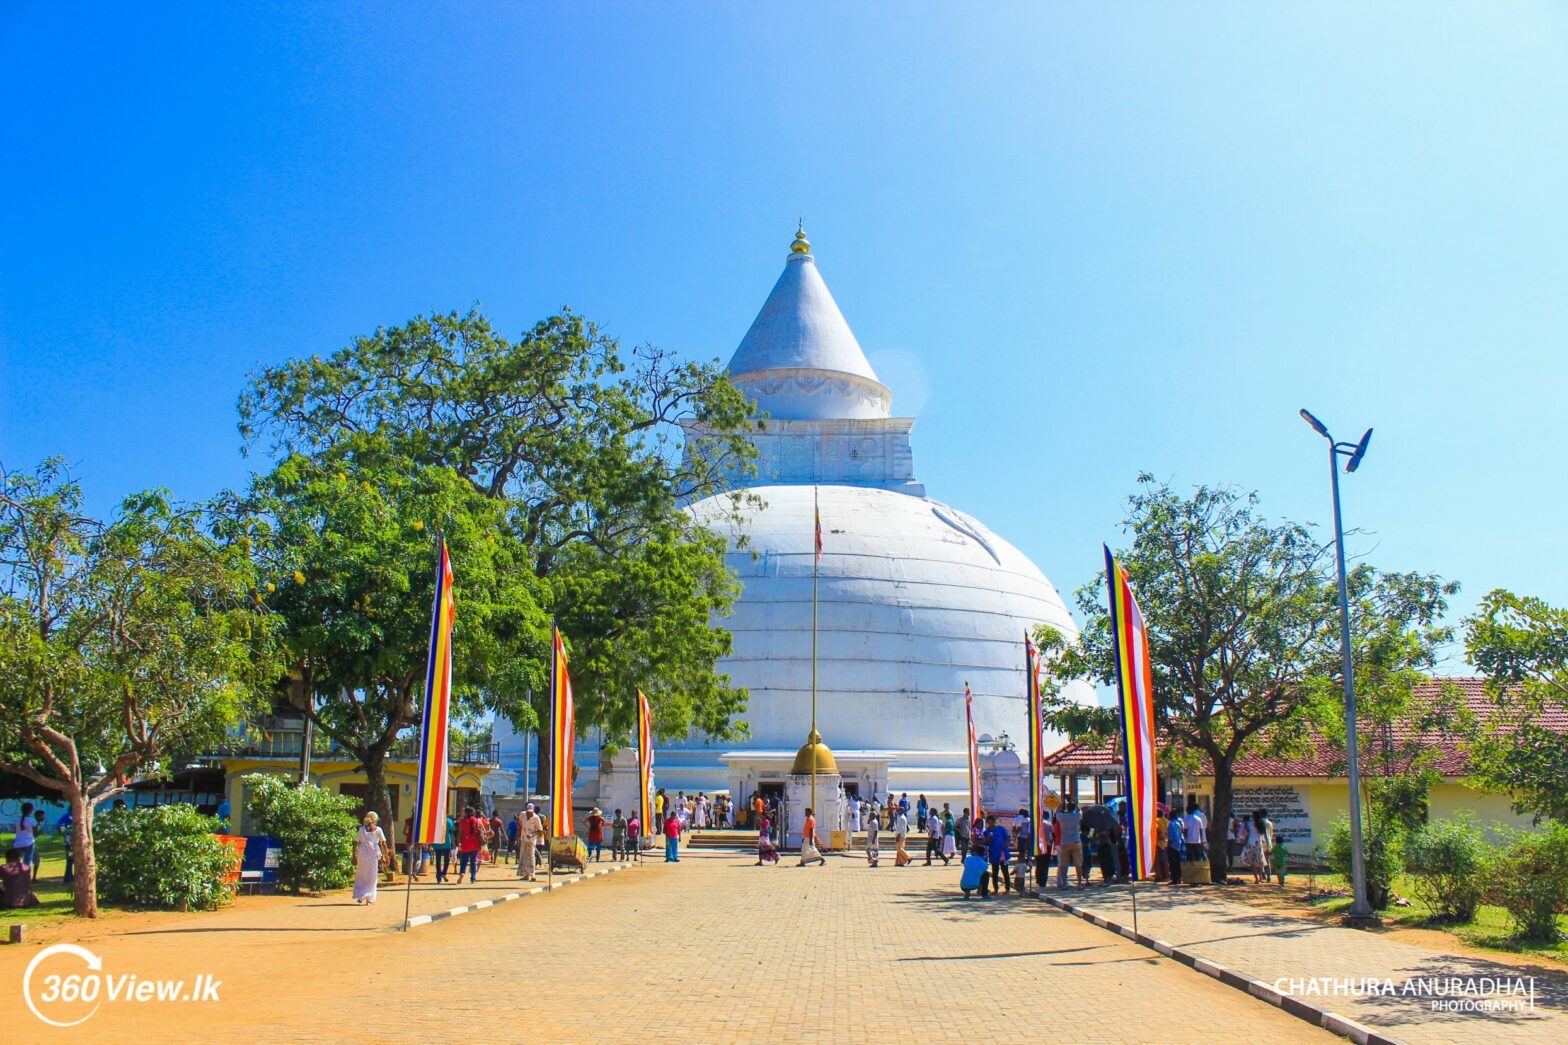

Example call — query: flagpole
[402,532,443,931]
[811,486,819,823]
[1025,631,1038,891]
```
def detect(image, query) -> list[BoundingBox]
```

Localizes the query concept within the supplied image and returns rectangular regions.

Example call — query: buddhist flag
[549,627,575,838]
[413,540,455,845]
[814,490,823,564]
[1106,546,1157,880]
[637,690,653,835]
[965,681,982,822]
[1025,633,1046,858]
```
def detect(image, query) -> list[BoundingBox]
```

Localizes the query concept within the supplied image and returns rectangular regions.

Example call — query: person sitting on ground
[960,844,990,900]
[1,848,40,909]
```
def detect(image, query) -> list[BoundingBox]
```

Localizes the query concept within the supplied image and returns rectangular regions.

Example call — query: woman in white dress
[354,811,387,904]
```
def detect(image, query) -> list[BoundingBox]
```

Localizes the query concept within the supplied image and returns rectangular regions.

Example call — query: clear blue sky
[4,3,1566,647]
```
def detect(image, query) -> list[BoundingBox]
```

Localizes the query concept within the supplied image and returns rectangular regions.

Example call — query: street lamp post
[1299,409,1379,925]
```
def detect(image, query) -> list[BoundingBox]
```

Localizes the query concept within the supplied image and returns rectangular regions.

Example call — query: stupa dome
[658,228,1083,805]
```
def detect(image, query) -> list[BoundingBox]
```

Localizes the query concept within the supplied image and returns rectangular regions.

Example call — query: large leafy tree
[234,443,549,827]
[238,309,755,783]
[1464,589,1568,823]
[0,460,273,916]
[1035,476,1342,882]
[1306,570,1463,830]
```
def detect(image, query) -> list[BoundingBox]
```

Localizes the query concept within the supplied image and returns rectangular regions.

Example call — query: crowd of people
[732,789,1289,899]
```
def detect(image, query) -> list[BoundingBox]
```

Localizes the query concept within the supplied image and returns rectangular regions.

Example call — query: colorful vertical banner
[413,539,455,845]
[965,681,982,823]
[637,689,653,836]
[814,497,823,564]
[1025,633,1046,858]
[549,626,575,838]
[1105,545,1157,880]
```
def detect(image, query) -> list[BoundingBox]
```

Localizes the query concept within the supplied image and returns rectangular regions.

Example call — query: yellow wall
[1184,775,1539,856]
[220,759,491,841]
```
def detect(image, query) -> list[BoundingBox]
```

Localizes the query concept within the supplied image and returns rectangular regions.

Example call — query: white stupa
[654,226,1083,810]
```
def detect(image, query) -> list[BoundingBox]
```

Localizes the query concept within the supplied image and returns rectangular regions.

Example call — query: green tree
[0,459,273,917]
[238,309,755,783]
[1034,476,1341,883]
[235,444,549,828]
[243,774,358,893]
[1308,570,1463,831]
[1464,589,1568,822]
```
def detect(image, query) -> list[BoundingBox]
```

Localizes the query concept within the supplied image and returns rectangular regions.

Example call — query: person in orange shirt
[798,807,826,866]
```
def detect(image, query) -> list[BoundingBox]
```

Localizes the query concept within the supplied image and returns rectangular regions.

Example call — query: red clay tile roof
[1039,677,1568,779]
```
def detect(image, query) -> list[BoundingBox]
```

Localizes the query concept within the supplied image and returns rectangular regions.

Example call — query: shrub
[1401,817,1488,922]
[1483,821,1568,942]
[95,804,238,911]
[1326,810,1401,909]
[243,774,357,893]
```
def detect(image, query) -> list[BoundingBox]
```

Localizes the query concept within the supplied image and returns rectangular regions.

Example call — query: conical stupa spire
[726,227,891,420]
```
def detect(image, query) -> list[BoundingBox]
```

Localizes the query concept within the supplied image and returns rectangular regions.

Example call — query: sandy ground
[0,849,1335,1044]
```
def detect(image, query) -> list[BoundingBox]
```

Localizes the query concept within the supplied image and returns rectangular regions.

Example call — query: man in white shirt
[1182,799,1208,862]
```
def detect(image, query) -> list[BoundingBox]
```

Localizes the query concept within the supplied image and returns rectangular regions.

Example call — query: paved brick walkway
[1040,882,1565,1045]
[0,849,1336,1043]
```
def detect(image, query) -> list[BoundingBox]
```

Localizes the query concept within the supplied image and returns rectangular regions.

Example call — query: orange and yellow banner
[637,689,653,834]
[965,681,982,822]
[1025,633,1046,858]
[549,627,575,837]
[413,540,455,845]
[1106,546,1158,880]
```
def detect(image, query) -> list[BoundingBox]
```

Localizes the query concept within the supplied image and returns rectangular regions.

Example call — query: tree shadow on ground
[1319,951,1568,1029]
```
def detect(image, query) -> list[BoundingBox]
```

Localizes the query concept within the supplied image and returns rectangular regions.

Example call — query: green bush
[1483,821,1568,942]
[1401,817,1489,922]
[1326,811,1401,909]
[243,774,357,893]
[95,805,238,911]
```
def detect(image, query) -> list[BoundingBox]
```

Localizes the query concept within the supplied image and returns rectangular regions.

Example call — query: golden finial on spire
[791,218,811,254]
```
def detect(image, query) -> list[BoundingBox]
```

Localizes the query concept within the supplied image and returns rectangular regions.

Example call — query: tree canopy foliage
[237,309,756,799]
[1034,474,1450,880]
[0,458,273,915]
[1465,589,1568,823]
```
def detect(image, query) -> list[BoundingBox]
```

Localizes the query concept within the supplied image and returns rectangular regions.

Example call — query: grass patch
[1300,871,1568,964]
[0,835,81,927]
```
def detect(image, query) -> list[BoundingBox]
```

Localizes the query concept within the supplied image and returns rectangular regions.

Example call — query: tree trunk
[68,790,97,918]
[1208,761,1235,885]
[363,752,394,834]
[535,726,551,806]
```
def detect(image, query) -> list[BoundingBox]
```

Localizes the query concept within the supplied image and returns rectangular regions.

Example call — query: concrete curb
[1029,889,1410,1045]
[402,861,638,930]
